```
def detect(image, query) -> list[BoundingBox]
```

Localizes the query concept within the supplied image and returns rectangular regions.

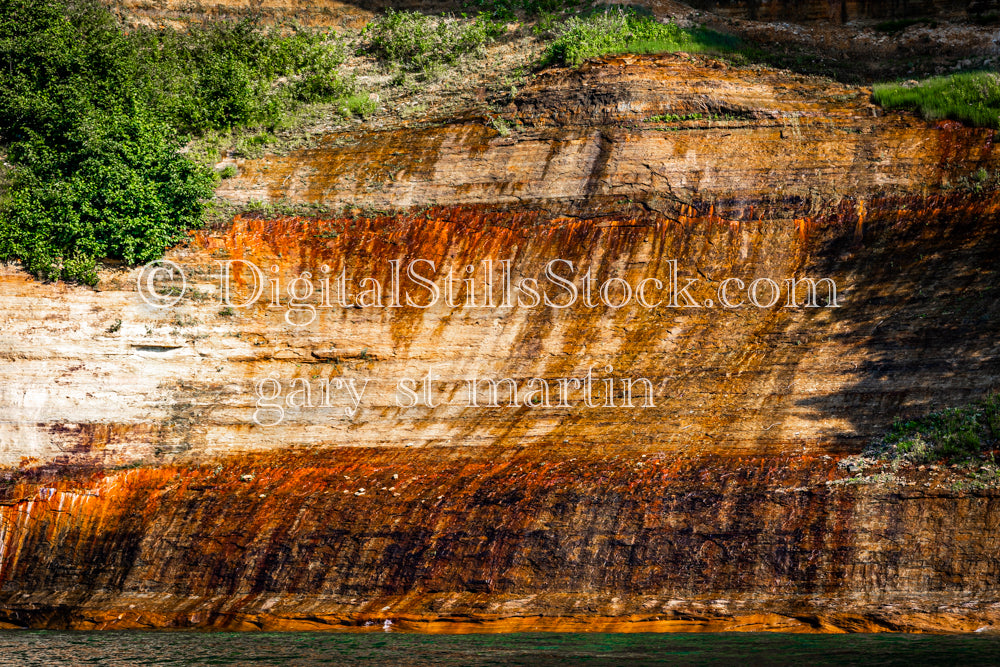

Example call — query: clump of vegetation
[867,393,1000,464]
[463,0,580,22]
[954,167,1000,194]
[0,0,366,285]
[873,71,1000,129]
[647,112,748,125]
[648,112,703,122]
[488,114,512,135]
[362,10,506,74]
[872,18,935,33]
[126,19,353,134]
[540,8,739,67]
[971,12,1000,26]
[338,93,379,119]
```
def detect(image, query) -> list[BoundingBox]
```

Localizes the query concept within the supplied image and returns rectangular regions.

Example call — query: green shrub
[1,110,212,284]
[540,8,739,67]
[872,18,934,33]
[340,93,378,119]
[873,71,1000,129]
[462,0,578,21]
[0,0,217,283]
[0,0,365,284]
[868,393,1000,464]
[363,10,505,73]
[125,18,352,133]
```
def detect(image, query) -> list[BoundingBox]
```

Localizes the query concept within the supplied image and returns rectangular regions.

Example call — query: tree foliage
[0,0,356,283]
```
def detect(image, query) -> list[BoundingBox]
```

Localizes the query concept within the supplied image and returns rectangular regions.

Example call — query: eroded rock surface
[1,54,999,632]
[687,0,998,22]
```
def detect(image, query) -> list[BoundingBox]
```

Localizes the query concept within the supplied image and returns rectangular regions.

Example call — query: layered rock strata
[1,54,999,632]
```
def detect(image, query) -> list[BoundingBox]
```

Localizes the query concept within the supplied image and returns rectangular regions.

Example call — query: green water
[1,631,999,666]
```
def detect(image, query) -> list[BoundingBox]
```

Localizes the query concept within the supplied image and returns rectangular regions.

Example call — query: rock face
[1,55,1000,632]
[686,0,999,22]
[219,56,997,212]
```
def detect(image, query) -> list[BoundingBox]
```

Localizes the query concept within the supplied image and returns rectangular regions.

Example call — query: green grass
[872,71,1000,129]
[338,93,379,119]
[648,113,703,122]
[540,8,740,67]
[867,393,1000,464]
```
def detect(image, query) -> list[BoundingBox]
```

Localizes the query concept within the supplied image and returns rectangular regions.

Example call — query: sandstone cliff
[686,0,999,22]
[1,54,999,632]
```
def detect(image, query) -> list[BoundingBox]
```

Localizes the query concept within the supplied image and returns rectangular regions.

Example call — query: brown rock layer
[1,448,1000,632]
[218,56,999,215]
[686,0,999,22]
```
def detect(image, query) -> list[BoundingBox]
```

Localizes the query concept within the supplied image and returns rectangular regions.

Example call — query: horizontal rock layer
[219,56,999,214]
[1,54,999,631]
[1,449,1000,633]
[686,0,999,22]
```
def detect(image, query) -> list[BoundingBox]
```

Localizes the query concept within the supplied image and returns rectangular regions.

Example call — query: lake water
[2,631,1000,666]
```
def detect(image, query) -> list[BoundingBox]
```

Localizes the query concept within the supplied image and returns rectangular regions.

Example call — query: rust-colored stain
[0,447,996,632]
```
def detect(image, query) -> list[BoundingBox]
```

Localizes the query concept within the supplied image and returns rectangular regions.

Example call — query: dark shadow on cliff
[791,190,1000,451]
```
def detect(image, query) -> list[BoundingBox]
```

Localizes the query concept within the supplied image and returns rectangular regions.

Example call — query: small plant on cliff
[462,0,580,22]
[539,8,738,67]
[867,393,1000,464]
[956,167,1000,194]
[873,71,1000,129]
[647,113,703,123]
[339,93,379,119]
[363,10,506,75]
[872,18,935,33]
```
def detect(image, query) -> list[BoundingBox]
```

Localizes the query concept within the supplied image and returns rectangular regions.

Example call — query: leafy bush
[0,0,362,284]
[363,10,505,73]
[540,8,739,67]
[0,0,217,283]
[339,93,379,119]
[1,110,212,284]
[463,0,579,21]
[867,393,1000,464]
[873,71,1000,129]
[872,18,934,33]
[128,20,353,133]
